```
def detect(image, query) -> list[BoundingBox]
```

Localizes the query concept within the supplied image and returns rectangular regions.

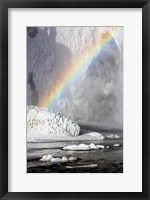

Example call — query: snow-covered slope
[27,106,80,137]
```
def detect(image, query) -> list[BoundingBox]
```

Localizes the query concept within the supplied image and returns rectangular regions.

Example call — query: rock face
[27,106,80,137]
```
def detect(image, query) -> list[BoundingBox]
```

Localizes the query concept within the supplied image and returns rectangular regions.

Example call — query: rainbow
[40,27,123,108]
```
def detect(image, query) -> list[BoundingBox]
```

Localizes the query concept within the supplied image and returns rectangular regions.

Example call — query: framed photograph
[0,0,149,199]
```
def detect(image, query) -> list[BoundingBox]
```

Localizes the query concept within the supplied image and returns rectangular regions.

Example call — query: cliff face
[27,27,123,128]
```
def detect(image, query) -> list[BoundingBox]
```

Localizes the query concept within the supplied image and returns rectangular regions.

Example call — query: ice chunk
[78,144,89,149]
[106,134,113,138]
[63,143,104,151]
[96,145,105,149]
[89,143,98,149]
[106,134,120,139]
[66,164,97,169]
[40,154,53,161]
[114,134,120,139]
[69,157,77,162]
[40,155,70,163]
[61,156,68,163]
[63,145,76,150]
[86,132,104,140]
[113,144,120,147]
[51,158,62,163]
[27,138,38,143]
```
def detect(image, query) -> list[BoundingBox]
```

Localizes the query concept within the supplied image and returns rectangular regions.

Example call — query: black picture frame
[0,0,150,199]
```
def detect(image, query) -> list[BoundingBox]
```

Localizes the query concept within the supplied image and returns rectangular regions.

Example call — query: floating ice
[113,144,120,147]
[51,158,62,163]
[40,155,77,163]
[82,132,104,140]
[63,143,104,151]
[114,135,120,139]
[68,157,77,162]
[40,154,53,161]
[89,143,98,149]
[87,132,104,138]
[27,138,38,143]
[62,156,68,163]
[66,164,97,169]
[106,134,120,139]
[63,144,89,151]
[27,105,80,137]
[96,145,105,149]
[106,134,113,138]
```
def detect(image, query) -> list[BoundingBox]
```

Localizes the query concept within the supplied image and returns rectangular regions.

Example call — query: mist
[27,26,123,128]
